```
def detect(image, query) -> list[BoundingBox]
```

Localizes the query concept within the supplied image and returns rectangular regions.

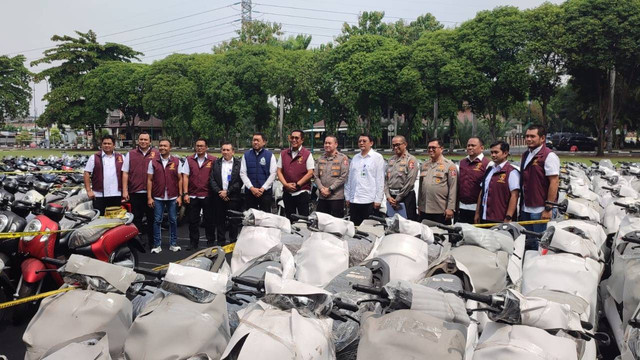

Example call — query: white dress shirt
[122,149,150,194]
[522,145,560,213]
[147,157,177,201]
[84,151,121,197]
[481,161,520,220]
[240,149,278,190]
[180,154,209,199]
[459,153,485,211]
[221,158,234,191]
[277,147,316,196]
[345,149,385,204]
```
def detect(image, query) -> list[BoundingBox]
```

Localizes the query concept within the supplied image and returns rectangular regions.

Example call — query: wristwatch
[505,215,512,221]
[544,205,553,212]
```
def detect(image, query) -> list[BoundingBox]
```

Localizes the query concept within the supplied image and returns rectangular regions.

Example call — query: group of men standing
[84,123,558,253]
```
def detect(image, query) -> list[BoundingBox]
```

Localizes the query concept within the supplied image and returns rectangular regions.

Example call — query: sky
[1,0,563,117]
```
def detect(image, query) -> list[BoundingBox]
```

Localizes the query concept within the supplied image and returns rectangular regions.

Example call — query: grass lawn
[1,147,638,165]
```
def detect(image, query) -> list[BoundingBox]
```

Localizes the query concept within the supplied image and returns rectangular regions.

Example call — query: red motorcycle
[13,202,144,323]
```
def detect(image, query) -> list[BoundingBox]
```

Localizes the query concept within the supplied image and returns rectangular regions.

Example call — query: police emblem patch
[260,157,266,166]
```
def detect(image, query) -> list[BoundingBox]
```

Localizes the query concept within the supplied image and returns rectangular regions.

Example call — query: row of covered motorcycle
[0,154,145,325]
[11,158,640,359]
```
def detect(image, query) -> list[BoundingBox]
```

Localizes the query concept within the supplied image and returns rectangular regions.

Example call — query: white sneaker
[169,245,181,252]
[150,246,162,254]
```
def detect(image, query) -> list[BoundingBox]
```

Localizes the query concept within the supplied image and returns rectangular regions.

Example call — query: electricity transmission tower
[241,0,252,25]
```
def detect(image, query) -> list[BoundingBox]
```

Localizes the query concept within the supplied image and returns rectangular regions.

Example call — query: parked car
[548,132,575,149]
[557,134,598,151]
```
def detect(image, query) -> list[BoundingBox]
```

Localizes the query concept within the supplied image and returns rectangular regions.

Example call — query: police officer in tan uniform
[314,135,349,218]
[384,135,419,220]
[418,139,458,224]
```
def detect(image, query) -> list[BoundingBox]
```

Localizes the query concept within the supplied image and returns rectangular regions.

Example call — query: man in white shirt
[210,142,243,243]
[240,133,277,212]
[345,134,385,226]
[277,129,315,220]
[475,141,520,223]
[520,125,560,249]
[147,139,182,253]
[83,135,124,215]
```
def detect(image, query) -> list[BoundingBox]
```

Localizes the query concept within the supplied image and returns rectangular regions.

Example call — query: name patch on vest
[259,157,266,166]
[497,173,506,183]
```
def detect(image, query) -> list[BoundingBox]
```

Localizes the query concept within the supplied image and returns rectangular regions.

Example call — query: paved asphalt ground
[0,221,211,359]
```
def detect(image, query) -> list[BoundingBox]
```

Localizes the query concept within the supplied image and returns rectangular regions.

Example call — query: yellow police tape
[0,286,77,310]
[0,222,128,239]
[473,219,550,228]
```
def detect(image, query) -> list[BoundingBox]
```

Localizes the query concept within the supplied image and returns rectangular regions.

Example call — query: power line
[253,10,356,24]
[101,2,239,38]
[138,30,237,53]
[279,22,343,31]
[128,20,239,47]
[121,14,239,43]
[281,31,335,38]
[142,38,235,59]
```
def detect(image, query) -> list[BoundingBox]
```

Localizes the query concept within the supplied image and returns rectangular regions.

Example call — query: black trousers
[420,212,449,225]
[93,196,121,216]
[246,191,273,213]
[457,208,477,224]
[215,196,243,243]
[130,192,155,247]
[316,199,345,218]
[390,190,418,221]
[349,203,374,226]
[188,197,215,247]
[283,192,310,221]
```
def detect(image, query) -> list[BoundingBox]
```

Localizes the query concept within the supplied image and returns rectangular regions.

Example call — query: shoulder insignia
[449,166,457,177]
[409,160,415,169]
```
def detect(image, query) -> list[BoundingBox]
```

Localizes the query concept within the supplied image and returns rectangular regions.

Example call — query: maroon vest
[520,145,555,208]
[151,156,181,199]
[280,147,311,191]
[127,147,160,193]
[458,155,489,205]
[186,154,216,197]
[91,151,123,193]
[484,162,517,221]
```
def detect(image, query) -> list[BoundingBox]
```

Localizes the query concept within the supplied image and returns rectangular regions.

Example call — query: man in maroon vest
[277,129,315,221]
[181,138,217,250]
[475,141,520,224]
[147,139,183,254]
[122,132,159,249]
[83,135,123,216]
[457,137,489,224]
[520,124,560,249]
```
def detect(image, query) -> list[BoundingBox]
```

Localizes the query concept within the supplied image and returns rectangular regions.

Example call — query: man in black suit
[210,141,243,244]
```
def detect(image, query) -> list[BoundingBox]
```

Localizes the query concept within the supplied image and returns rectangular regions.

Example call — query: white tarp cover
[124,292,230,360]
[294,232,349,287]
[356,309,468,360]
[449,245,509,294]
[41,332,112,360]
[608,216,640,325]
[23,289,132,360]
[455,223,514,254]
[163,262,228,295]
[367,233,430,282]
[388,214,435,243]
[313,211,355,237]
[63,254,138,293]
[521,252,602,323]
[544,226,603,261]
[245,209,292,233]
[231,226,283,275]
[472,322,578,360]
[221,301,334,360]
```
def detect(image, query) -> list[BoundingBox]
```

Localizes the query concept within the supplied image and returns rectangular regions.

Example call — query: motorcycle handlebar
[231,276,265,291]
[602,186,615,191]
[622,232,640,245]
[521,229,543,238]
[457,290,495,306]
[226,210,244,216]
[290,214,309,222]
[133,267,164,278]
[614,201,631,208]
[352,284,387,297]
[41,257,66,267]
[368,215,386,223]
[355,230,370,238]
[333,299,359,312]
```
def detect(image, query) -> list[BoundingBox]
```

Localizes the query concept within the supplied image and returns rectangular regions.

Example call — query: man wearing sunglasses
[418,139,458,224]
[277,129,315,220]
[384,135,419,220]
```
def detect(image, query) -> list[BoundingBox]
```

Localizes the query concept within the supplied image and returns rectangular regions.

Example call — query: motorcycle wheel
[110,244,139,269]
[12,281,39,325]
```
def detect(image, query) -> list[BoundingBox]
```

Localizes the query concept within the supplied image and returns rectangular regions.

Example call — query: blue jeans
[153,199,177,248]
[520,209,556,250]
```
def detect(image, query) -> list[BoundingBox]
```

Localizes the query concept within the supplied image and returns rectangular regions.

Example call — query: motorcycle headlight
[22,219,42,242]
[9,222,18,232]
[0,214,8,232]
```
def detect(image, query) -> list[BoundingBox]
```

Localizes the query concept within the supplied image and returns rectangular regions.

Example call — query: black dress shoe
[186,244,199,251]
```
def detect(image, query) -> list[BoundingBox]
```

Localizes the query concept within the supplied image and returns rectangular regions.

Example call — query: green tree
[524,2,566,126]
[84,61,150,144]
[16,130,32,147]
[0,55,32,121]
[392,14,444,45]
[336,11,393,44]
[562,0,640,155]
[49,127,62,144]
[457,6,530,142]
[31,30,141,147]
